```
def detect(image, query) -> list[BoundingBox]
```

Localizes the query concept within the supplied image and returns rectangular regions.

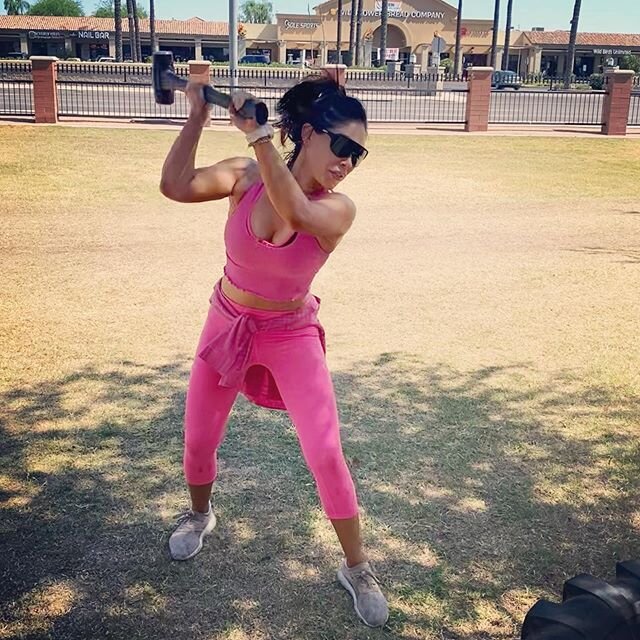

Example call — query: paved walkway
[1,115,639,138]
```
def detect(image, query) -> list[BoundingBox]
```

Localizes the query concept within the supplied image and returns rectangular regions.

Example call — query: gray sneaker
[169,504,217,560]
[337,559,389,627]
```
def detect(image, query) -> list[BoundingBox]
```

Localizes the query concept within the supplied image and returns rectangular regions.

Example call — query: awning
[462,45,490,54]
[443,44,491,54]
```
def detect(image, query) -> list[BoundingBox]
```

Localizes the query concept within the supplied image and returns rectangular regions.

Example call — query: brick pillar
[465,66,493,133]
[31,56,58,124]
[323,63,347,87]
[188,59,211,84]
[601,69,634,136]
[189,60,212,127]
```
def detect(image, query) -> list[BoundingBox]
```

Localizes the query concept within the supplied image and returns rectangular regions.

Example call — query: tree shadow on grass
[1,354,639,639]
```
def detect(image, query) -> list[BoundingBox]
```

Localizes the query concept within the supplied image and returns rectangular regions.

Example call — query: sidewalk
[1,115,639,138]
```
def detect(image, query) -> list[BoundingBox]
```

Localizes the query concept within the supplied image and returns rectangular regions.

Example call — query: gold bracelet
[248,136,273,148]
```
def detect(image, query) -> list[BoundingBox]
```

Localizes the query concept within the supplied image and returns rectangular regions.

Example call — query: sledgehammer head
[153,51,175,105]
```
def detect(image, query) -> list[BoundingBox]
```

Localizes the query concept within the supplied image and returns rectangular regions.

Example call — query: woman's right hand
[185,81,211,125]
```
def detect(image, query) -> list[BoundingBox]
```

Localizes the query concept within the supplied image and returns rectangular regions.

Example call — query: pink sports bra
[223,181,331,302]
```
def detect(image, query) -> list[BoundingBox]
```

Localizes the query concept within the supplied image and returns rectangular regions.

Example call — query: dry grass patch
[1,125,639,639]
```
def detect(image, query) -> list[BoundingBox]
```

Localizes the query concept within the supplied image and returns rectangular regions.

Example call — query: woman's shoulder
[228,159,261,210]
[315,189,357,221]
[311,186,353,203]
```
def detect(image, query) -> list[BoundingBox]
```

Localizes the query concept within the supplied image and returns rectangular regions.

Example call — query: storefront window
[507,54,519,73]
[574,55,594,76]
[287,48,316,64]
[89,42,109,60]
[203,46,227,62]
[0,40,20,56]
[159,45,195,63]
[465,53,488,67]
[327,50,348,65]
[541,54,560,76]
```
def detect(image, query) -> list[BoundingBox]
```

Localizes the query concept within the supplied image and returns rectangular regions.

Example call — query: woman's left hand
[230,91,260,134]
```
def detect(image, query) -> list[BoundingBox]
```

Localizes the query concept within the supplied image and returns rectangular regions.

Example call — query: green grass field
[1,125,639,639]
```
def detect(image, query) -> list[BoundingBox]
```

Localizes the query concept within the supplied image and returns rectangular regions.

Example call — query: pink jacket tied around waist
[197,281,326,410]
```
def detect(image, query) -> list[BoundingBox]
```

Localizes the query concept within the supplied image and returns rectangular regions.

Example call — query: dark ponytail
[275,75,367,168]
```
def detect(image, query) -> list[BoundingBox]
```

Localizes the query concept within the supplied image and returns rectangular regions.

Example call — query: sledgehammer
[152,51,269,124]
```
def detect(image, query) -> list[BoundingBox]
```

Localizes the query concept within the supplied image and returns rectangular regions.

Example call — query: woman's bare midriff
[221,275,306,311]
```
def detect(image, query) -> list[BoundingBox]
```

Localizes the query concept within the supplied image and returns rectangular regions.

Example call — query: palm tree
[4,0,30,14]
[490,0,500,69]
[502,0,513,71]
[564,0,582,88]
[114,0,123,61]
[131,0,142,61]
[348,0,356,66]
[126,0,136,61]
[354,0,363,66]
[336,0,343,63]
[379,0,388,67]
[240,0,272,23]
[149,0,156,53]
[453,0,463,76]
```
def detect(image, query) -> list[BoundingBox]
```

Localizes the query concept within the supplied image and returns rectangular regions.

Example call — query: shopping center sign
[77,30,110,39]
[341,1,446,20]
[28,29,110,39]
[593,48,632,55]
[28,30,67,40]
[282,19,321,30]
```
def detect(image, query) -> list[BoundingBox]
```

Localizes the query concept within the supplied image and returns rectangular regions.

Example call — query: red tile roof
[0,15,229,36]
[524,30,640,47]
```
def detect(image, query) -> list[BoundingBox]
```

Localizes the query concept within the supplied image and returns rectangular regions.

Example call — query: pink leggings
[183,297,359,520]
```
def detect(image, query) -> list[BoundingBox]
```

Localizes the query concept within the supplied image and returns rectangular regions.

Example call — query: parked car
[96,56,116,63]
[492,70,522,90]
[240,54,270,65]
[5,51,29,60]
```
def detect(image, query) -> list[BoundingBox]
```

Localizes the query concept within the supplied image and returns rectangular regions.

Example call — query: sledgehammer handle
[162,71,269,125]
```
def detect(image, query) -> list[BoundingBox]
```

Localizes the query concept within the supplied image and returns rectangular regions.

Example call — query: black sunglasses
[317,129,368,167]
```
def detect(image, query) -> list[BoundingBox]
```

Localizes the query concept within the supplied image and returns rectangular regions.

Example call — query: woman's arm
[230,94,355,242]
[160,82,254,204]
[252,140,355,241]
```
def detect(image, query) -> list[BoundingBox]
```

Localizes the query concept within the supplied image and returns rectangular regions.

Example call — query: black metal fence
[0,80,34,116]
[1,60,639,84]
[0,60,32,80]
[55,82,283,120]
[54,80,468,123]
[1,59,637,127]
[56,61,189,84]
[490,89,605,125]
[4,60,638,93]
[629,93,640,126]
[348,87,467,123]
[56,80,188,119]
